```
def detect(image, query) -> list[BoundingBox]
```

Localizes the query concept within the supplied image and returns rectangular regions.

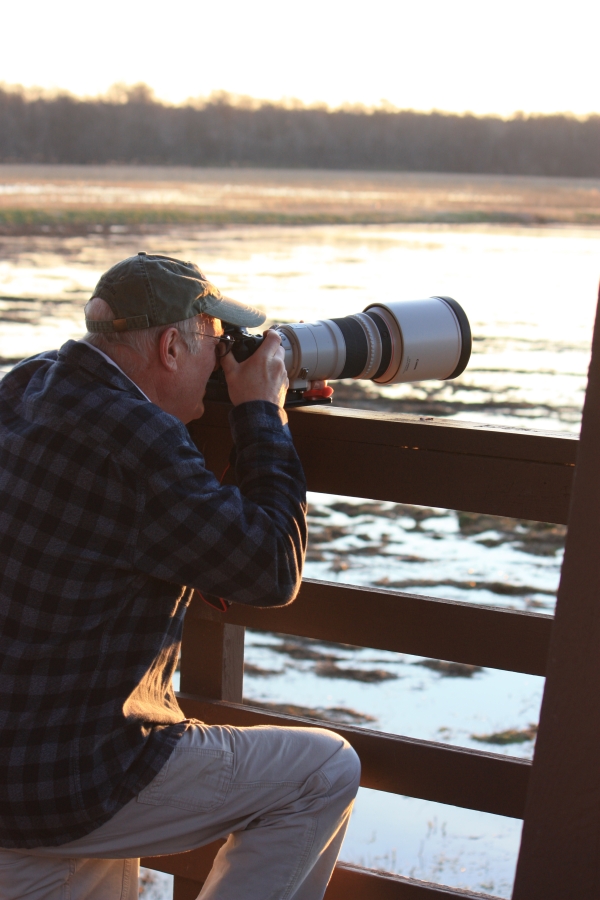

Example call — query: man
[0,253,360,899]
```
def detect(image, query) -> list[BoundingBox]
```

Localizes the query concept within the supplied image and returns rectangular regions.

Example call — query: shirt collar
[79,340,152,403]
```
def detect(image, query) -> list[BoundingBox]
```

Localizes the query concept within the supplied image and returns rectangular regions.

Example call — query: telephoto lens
[208,296,471,406]
[276,296,470,388]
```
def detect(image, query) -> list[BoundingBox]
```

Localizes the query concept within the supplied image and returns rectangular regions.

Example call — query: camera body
[205,330,322,406]
[206,296,471,407]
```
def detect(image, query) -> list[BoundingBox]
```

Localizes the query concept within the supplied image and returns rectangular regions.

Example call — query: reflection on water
[343,791,521,897]
[1,222,598,898]
[303,496,562,617]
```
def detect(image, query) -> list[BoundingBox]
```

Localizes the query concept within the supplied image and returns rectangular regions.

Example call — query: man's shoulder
[0,340,194,470]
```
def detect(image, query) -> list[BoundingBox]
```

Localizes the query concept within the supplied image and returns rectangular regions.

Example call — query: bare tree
[0,84,598,176]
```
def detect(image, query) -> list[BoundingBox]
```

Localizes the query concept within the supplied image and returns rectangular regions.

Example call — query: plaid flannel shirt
[0,340,307,849]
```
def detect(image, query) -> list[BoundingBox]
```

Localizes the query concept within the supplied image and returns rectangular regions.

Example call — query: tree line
[1,83,598,177]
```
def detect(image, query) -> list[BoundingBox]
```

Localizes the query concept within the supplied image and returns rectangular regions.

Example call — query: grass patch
[314,661,398,683]
[244,699,376,725]
[414,659,483,678]
[472,724,538,745]
[0,205,566,235]
[243,662,284,677]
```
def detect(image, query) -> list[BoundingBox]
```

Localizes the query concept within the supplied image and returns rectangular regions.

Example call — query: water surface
[2,221,598,897]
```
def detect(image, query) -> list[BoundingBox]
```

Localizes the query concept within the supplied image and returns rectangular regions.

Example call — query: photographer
[0,252,360,900]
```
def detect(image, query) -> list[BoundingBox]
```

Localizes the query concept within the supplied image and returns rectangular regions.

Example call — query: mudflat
[1,165,600,230]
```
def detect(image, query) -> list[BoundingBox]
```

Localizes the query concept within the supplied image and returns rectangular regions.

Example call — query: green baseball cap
[86,252,266,333]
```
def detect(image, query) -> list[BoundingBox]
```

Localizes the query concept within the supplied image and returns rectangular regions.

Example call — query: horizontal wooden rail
[189,403,577,524]
[177,403,571,898]
[142,849,500,899]
[191,579,553,676]
[325,864,499,900]
[177,695,530,819]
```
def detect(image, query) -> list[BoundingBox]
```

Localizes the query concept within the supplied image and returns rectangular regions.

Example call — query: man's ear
[157,327,181,372]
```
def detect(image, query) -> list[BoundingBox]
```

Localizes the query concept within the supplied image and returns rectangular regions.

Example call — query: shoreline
[2,207,600,236]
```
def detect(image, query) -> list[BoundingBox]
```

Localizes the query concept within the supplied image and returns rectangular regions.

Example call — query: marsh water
[1,215,599,898]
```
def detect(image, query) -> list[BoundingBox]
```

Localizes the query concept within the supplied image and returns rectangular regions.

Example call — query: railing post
[180,612,245,703]
[512,285,600,899]
[172,422,245,900]
[172,616,244,900]
[172,875,210,900]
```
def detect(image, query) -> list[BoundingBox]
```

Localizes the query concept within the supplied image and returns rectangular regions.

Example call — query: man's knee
[227,725,360,799]
[314,729,361,799]
[341,740,361,793]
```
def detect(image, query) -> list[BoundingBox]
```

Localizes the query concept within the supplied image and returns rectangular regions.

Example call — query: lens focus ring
[330,316,369,379]
[352,313,383,379]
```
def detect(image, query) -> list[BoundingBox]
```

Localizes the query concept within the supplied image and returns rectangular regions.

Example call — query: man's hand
[220,330,289,408]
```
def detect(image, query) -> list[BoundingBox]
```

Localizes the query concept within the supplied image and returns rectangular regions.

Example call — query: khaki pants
[0,724,360,900]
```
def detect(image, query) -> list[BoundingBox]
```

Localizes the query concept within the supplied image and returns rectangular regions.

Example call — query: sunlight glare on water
[1,223,598,433]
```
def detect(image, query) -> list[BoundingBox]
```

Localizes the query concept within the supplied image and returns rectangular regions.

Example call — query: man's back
[0,339,306,848]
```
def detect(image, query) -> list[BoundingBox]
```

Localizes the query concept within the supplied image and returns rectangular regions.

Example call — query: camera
[206,296,471,407]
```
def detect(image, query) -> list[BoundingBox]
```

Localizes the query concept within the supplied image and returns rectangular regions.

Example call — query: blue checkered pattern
[0,340,306,848]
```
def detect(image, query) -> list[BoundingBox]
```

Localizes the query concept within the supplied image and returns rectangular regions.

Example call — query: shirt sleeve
[134,401,307,607]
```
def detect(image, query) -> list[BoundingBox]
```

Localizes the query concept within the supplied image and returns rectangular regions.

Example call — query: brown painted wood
[177,694,530,819]
[142,841,223,888]
[180,617,245,702]
[190,579,553,677]
[328,864,500,899]
[144,851,499,899]
[172,875,204,900]
[175,595,244,897]
[512,289,600,897]
[188,404,576,523]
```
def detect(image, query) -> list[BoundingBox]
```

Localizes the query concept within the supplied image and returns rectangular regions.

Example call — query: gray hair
[83,297,217,362]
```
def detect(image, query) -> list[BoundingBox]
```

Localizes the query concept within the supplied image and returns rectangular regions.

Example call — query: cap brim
[203,295,266,328]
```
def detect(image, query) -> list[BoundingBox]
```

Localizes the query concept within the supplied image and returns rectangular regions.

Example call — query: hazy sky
[3,0,598,116]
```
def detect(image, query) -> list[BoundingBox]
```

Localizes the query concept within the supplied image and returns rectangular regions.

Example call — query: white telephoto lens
[365,297,469,384]
[277,320,347,388]
[275,296,470,388]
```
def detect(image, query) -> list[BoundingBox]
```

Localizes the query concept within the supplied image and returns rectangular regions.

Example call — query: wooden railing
[142,397,581,899]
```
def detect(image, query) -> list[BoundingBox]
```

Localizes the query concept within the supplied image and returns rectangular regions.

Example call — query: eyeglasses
[190,332,235,358]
